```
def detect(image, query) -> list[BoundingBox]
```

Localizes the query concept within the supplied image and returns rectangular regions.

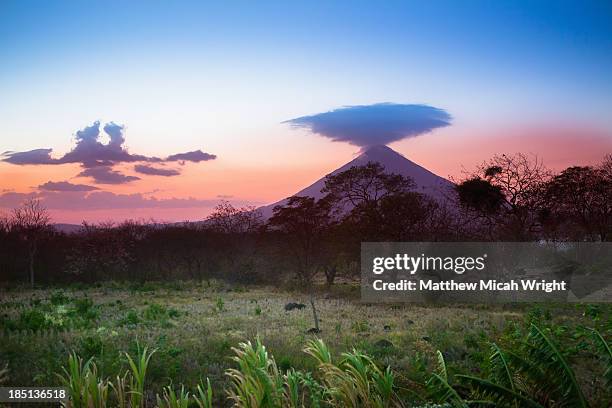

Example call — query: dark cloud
[1,148,56,165]
[38,181,99,192]
[284,103,452,147]
[166,150,217,163]
[59,121,154,167]
[0,190,255,211]
[0,192,37,209]
[134,164,181,176]
[78,166,141,184]
[1,121,217,183]
[103,122,125,148]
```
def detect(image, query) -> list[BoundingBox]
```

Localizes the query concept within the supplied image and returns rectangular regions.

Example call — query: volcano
[259,145,454,218]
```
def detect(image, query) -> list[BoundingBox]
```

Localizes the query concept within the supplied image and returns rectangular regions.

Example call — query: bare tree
[322,161,414,211]
[600,154,612,180]
[11,199,51,287]
[457,153,551,240]
[207,201,263,234]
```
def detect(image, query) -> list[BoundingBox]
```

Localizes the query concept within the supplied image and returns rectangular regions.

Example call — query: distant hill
[259,144,454,218]
[53,223,82,234]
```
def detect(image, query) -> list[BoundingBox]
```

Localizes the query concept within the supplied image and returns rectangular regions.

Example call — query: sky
[1,0,611,223]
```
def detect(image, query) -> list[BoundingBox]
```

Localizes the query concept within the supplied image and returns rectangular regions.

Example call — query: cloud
[78,166,141,184]
[284,103,452,147]
[1,148,56,165]
[38,181,99,192]
[59,121,154,167]
[134,164,181,176]
[0,190,249,211]
[103,122,125,148]
[166,150,217,163]
[1,121,217,183]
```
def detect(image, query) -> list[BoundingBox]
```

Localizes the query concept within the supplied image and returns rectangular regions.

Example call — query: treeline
[0,153,610,286]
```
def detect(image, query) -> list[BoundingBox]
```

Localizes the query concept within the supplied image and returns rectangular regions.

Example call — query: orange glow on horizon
[1,123,610,224]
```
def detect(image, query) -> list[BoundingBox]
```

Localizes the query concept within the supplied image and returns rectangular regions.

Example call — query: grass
[0,281,610,406]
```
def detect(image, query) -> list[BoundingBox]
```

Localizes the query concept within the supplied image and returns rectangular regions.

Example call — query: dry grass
[0,281,598,405]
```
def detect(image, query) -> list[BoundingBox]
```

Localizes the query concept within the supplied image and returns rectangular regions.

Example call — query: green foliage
[156,385,190,408]
[0,363,8,385]
[57,352,109,408]
[79,334,104,358]
[426,351,467,408]
[53,326,611,408]
[109,372,131,408]
[590,328,612,387]
[525,324,587,407]
[5,286,609,407]
[351,320,369,333]
[194,378,214,408]
[304,338,402,407]
[426,323,611,408]
[125,343,156,408]
[19,308,48,330]
[2,296,100,332]
[50,290,71,305]
[216,297,225,312]
[226,338,284,407]
[119,310,140,326]
[583,304,602,321]
[143,303,168,320]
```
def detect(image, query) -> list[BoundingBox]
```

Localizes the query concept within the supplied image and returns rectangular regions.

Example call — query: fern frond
[591,328,612,386]
[488,343,515,392]
[458,375,544,408]
[436,350,448,382]
[426,373,468,408]
[526,324,587,408]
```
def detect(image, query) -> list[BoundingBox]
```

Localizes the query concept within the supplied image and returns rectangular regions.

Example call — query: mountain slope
[259,145,454,218]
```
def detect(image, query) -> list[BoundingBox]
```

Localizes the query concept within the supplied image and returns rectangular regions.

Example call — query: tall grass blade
[194,378,214,408]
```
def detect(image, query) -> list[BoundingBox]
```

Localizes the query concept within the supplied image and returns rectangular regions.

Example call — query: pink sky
[1,122,609,224]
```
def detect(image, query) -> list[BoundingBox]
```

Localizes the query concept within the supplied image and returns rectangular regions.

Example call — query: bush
[19,309,48,331]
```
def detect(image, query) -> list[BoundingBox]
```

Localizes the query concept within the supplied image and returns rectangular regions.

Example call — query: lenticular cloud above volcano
[284,103,452,147]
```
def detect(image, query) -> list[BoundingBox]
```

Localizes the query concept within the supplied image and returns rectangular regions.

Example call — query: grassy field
[0,280,610,406]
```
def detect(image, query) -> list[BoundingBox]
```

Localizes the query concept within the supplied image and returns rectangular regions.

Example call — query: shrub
[50,291,71,306]
[54,325,611,407]
[226,339,284,407]
[78,335,104,358]
[119,310,140,326]
[19,309,48,331]
[215,297,225,312]
[427,324,612,408]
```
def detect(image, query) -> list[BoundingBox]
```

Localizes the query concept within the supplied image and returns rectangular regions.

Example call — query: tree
[11,199,51,287]
[456,153,550,240]
[323,162,418,241]
[543,165,612,241]
[600,154,612,182]
[206,201,262,234]
[322,161,414,211]
[66,221,133,281]
[268,196,334,332]
[206,201,264,282]
[455,177,505,214]
[376,191,443,241]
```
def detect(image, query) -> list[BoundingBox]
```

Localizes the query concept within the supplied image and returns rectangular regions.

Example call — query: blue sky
[2,1,611,136]
[1,0,611,222]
